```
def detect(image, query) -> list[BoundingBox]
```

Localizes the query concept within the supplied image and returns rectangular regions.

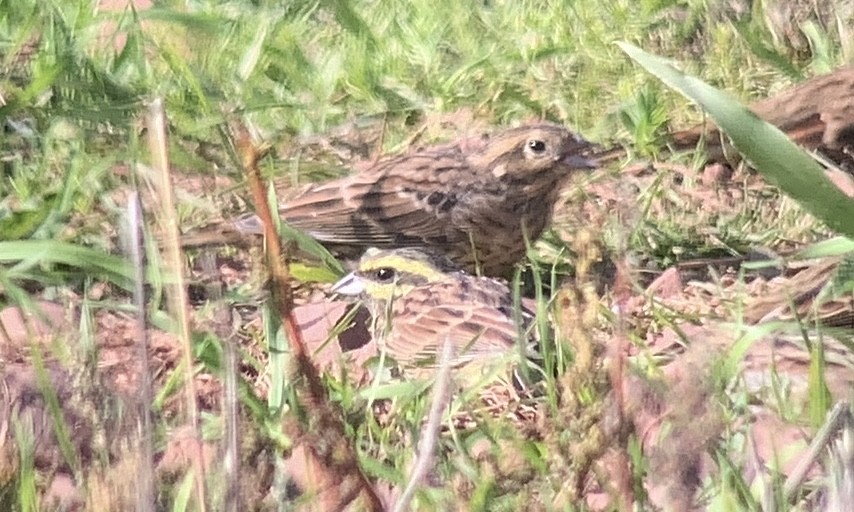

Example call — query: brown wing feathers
[386,277,525,366]
[279,157,464,246]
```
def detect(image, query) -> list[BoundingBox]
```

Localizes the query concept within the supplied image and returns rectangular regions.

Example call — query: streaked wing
[387,278,527,366]
[276,152,467,247]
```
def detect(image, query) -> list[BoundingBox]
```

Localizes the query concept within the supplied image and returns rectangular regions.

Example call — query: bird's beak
[562,153,598,170]
[331,272,366,295]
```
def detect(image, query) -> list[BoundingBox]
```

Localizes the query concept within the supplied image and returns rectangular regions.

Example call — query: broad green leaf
[289,262,342,283]
[618,42,854,239]
[793,236,854,259]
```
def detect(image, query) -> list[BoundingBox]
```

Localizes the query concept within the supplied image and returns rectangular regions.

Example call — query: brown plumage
[230,123,596,276]
[331,248,537,372]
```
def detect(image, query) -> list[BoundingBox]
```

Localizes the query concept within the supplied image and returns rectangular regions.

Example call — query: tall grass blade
[619,42,854,239]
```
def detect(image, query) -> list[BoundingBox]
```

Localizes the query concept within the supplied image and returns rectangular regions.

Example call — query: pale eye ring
[528,139,547,153]
[374,267,396,282]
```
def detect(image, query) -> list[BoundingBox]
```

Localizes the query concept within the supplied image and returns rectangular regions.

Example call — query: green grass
[2,0,854,509]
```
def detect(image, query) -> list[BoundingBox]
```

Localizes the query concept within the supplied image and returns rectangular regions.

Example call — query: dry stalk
[144,98,207,512]
[229,120,383,511]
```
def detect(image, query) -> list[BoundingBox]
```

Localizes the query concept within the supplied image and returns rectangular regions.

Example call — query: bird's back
[383,273,532,368]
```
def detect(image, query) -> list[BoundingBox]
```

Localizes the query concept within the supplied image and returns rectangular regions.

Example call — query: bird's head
[331,248,458,302]
[468,124,597,180]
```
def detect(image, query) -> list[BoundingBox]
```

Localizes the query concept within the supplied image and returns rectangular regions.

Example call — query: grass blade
[618,42,854,239]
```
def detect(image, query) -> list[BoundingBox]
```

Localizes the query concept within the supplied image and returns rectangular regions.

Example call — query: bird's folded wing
[278,161,463,246]
[388,299,522,367]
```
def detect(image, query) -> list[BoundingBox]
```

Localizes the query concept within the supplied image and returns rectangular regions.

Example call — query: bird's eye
[374,267,396,282]
[528,139,547,153]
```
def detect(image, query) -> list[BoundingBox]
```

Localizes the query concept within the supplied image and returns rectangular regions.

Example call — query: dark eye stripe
[358,267,431,287]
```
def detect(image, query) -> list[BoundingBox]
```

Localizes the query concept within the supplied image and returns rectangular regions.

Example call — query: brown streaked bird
[330,248,538,377]
[230,123,596,277]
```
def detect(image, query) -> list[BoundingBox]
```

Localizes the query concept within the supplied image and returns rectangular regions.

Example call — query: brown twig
[229,120,383,511]
[784,402,852,502]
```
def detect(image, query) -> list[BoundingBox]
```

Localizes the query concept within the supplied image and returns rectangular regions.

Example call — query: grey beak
[331,271,365,295]
[562,154,598,170]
